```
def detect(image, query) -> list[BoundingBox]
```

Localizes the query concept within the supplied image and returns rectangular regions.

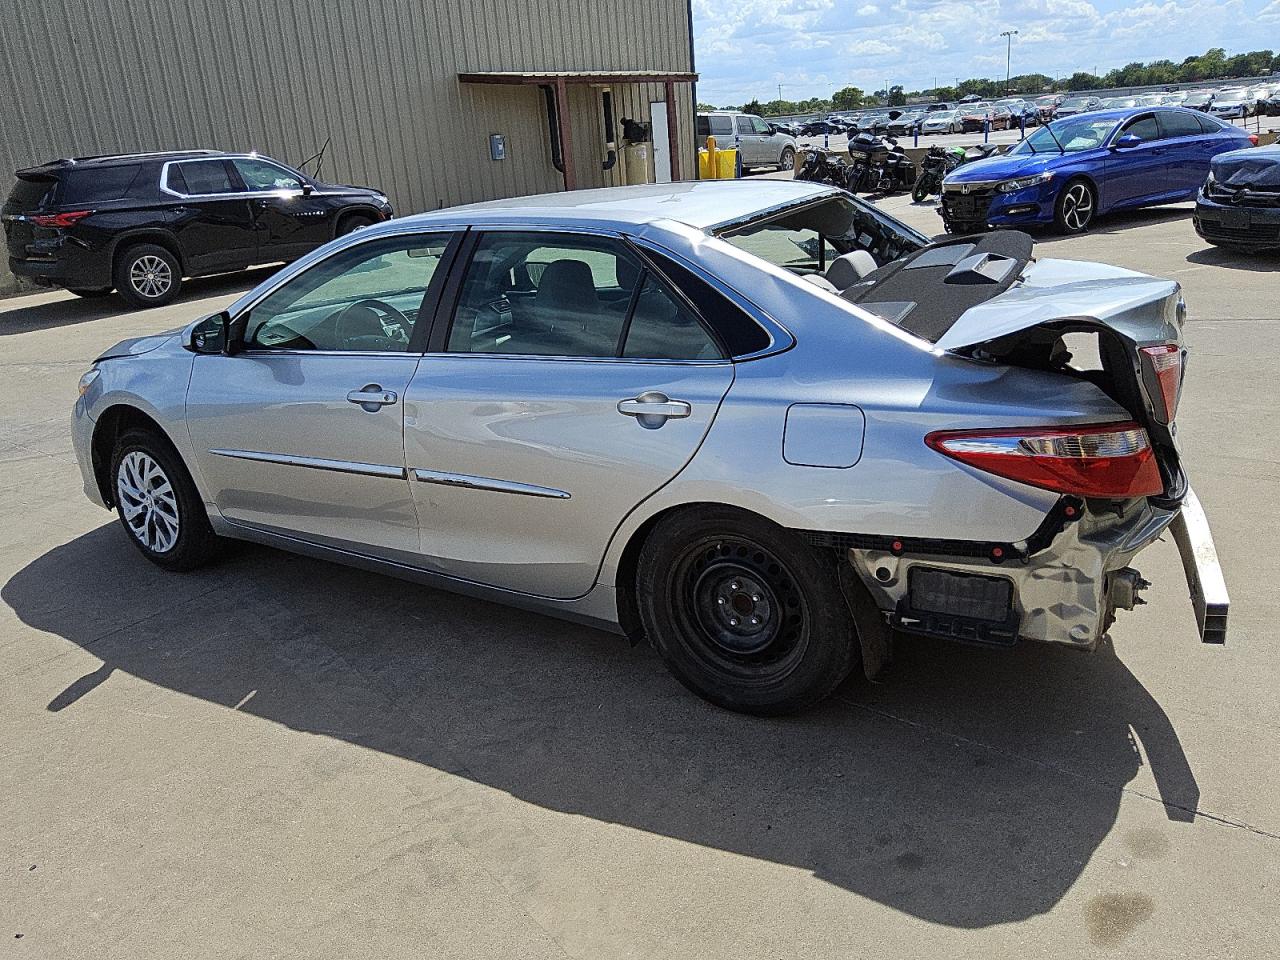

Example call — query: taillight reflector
[30,210,93,228]
[925,421,1163,499]
[1141,343,1181,423]
[1249,134,1259,146]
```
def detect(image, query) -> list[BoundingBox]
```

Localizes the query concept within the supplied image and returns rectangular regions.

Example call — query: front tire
[636,507,858,715]
[113,243,182,308]
[911,177,931,202]
[1054,178,1096,234]
[337,213,376,236]
[111,428,219,571]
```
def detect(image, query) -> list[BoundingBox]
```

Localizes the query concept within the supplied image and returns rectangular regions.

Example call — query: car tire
[1054,178,1096,234]
[777,146,795,172]
[110,428,220,572]
[113,243,182,308]
[636,506,858,716]
[337,213,376,236]
[68,287,113,298]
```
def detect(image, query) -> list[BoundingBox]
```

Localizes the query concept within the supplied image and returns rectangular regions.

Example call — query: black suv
[3,150,393,307]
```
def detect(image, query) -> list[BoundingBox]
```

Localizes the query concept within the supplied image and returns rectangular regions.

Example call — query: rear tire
[636,507,858,716]
[110,428,220,572]
[113,243,182,308]
[777,146,795,172]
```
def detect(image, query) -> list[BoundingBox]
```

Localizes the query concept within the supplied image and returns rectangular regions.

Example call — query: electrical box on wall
[489,134,506,160]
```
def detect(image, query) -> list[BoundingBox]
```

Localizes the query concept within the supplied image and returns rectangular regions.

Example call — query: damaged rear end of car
[834,236,1228,652]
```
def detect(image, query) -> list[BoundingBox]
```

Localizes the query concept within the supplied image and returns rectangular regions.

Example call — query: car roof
[17,149,227,175]
[401,180,838,232]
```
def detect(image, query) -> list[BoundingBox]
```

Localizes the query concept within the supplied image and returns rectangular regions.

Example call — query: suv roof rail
[48,149,225,166]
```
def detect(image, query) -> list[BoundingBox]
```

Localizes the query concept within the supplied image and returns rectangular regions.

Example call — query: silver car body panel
[72,180,1227,647]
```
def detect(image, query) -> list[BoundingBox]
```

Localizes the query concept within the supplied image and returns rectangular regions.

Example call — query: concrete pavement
[1,210,1278,959]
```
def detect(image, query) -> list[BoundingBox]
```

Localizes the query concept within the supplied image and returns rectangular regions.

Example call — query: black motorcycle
[911,143,1001,202]
[846,133,915,194]
[795,148,852,189]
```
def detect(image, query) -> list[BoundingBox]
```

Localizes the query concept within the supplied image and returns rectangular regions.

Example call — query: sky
[691,0,1280,105]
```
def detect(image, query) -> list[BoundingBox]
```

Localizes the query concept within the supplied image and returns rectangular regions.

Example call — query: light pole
[1000,30,1018,94]
[777,83,784,105]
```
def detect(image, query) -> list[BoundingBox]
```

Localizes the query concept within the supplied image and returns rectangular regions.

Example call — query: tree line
[699,47,1279,117]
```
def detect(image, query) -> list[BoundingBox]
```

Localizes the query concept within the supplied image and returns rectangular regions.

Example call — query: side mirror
[1114,134,1142,150]
[301,182,314,196]
[187,312,228,354]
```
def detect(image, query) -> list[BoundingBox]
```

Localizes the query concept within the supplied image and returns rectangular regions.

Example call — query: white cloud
[692,0,1276,105]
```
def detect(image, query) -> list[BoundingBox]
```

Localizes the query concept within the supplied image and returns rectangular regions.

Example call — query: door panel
[186,353,420,555]
[165,159,257,273]
[1103,115,1168,207]
[232,158,333,261]
[403,357,734,598]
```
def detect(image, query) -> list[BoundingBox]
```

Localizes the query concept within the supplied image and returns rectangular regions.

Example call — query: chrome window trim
[237,349,420,359]
[419,351,731,367]
[412,469,571,500]
[209,449,406,479]
[160,155,309,200]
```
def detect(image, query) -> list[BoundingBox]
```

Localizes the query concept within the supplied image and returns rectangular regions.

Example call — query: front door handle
[617,392,691,429]
[346,384,398,412]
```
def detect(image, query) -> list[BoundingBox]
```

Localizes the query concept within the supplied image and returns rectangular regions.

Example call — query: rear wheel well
[111,233,186,276]
[614,502,806,644]
[91,406,180,507]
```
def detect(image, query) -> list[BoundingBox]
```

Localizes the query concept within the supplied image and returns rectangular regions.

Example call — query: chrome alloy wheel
[1061,183,1094,231]
[129,254,173,299]
[116,451,180,553]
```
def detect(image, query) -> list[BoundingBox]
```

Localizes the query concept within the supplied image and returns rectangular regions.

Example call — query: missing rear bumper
[1170,488,1229,644]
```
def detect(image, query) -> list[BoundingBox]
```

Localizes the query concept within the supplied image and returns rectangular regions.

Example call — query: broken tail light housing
[1140,343,1182,424]
[30,210,93,228]
[925,421,1163,499]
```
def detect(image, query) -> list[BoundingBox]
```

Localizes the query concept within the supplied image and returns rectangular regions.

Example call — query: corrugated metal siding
[0,0,694,292]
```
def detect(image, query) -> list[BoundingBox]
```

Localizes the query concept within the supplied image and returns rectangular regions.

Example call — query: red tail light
[1140,343,1182,423]
[30,210,93,228]
[925,422,1163,498]
[1249,134,1259,146]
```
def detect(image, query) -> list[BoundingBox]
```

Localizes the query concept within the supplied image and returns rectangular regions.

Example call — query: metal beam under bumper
[1170,487,1229,644]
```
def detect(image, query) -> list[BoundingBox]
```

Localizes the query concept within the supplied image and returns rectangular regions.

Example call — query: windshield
[1012,115,1118,154]
[1217,89,1247,100]
[1060,98,1092,109]
[929,111,957,120]
[717,195,928,275]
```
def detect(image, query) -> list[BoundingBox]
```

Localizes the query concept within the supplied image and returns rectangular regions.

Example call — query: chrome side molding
[412,468,570,500]
[209,448,405,479]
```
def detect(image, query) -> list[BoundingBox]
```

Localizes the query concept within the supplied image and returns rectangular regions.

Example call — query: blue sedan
[940,107,1256,234]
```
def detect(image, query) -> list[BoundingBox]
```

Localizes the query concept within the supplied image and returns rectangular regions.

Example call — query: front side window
[233,158,303,192]
[1119,115,1161,142]
[751,116,771,135]
[171,160,237,195]
[244,233,451,352]
[445,231,721,361]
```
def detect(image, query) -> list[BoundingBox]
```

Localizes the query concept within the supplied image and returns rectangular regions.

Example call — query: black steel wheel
[636,507,857,715]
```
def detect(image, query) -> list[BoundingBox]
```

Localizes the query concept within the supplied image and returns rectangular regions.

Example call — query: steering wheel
[332,298,411,350]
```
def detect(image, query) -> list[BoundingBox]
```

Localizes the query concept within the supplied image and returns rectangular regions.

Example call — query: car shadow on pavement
[1074,206,1191,237]
[3,525,1200,929]
[1185,246,1280,272]
[0,266,280,336]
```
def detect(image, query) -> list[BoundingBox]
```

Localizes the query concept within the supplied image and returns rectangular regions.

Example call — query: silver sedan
[72,180,1228,714]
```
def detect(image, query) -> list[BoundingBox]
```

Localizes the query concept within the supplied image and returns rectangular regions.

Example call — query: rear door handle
[617,392,691,428]
[346,384,398,411]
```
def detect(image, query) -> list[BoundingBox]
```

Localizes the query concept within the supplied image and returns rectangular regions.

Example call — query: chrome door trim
[412,468,571,500]
[209,448,406,479]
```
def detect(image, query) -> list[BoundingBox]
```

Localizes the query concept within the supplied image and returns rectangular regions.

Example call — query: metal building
[0,0,697,293]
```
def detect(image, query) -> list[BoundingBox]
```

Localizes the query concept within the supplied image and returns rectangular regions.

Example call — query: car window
[171,160,236,195]
[445,231,720,360]
[233,158,303,192]
[1119,115,1161,142]
[735,116,754,135]
[244,233,451,352]
[750,116,771,134]
[1159,110,1204,139]
[62,165,141,203]
[1195,113,1224,134]
[708,116,733,136]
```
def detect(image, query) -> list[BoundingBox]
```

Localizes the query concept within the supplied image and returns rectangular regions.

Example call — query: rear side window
[735,116,754,135]
[1159,111,1203,139]
[1196,113,1225,134]
[642,248,771,357]
[170,160,236,195]
[61,165,141,203]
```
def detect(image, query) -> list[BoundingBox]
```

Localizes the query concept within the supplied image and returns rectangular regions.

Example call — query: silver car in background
[72,181,1228,715]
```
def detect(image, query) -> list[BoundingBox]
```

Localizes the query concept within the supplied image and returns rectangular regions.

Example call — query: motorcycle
[911,143,1000,202]
[795,148,852,189]
[846,133,915,194]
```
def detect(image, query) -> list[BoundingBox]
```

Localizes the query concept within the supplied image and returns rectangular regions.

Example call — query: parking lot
[2,200,1279,959]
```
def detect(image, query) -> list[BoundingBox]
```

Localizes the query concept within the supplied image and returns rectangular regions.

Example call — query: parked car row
[3,150,392,307]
